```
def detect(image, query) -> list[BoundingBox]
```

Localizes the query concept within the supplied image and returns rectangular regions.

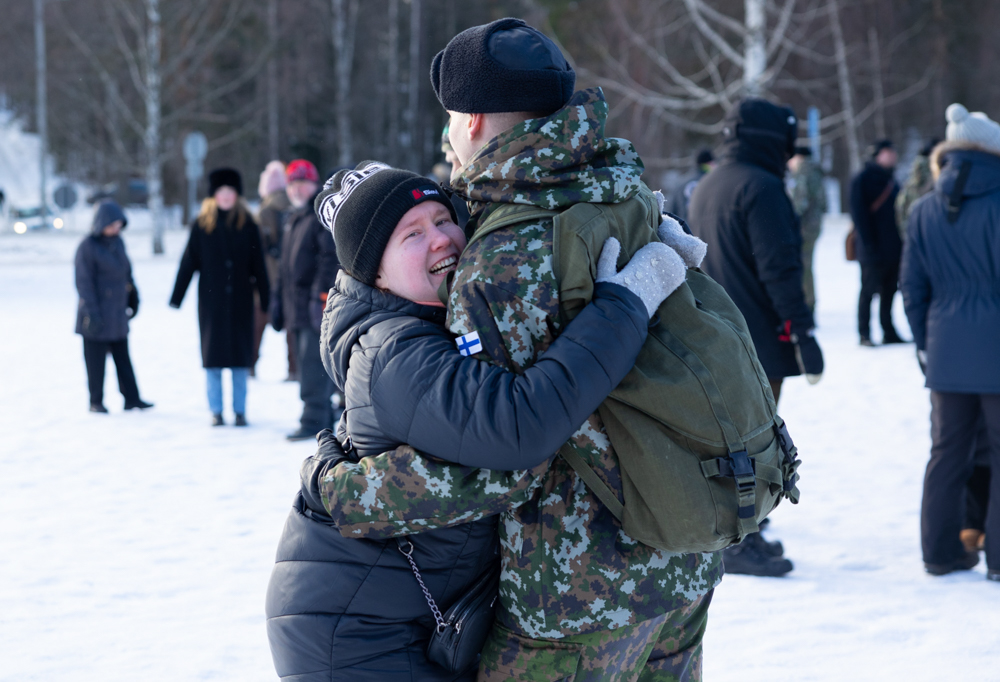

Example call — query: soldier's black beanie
[207,167,243,196]
[314,161,458,286]
[430,18,575,115]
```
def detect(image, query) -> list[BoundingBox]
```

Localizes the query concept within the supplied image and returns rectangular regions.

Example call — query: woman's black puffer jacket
[265,271,648,681]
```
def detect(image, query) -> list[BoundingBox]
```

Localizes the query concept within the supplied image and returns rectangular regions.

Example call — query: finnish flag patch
[456,331,483,357]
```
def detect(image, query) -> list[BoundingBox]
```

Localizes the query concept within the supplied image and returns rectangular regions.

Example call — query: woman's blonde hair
[196,196,250,234]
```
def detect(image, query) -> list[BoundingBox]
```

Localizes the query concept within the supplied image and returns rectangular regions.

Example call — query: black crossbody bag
[396,537,501,673]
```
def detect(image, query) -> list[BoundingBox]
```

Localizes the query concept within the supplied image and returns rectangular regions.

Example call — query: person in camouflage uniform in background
[320,19,721,682]
[787,146,827,311]
[895,138,939,236]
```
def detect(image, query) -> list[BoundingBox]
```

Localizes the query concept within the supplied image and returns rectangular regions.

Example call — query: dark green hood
[451,88,645,211]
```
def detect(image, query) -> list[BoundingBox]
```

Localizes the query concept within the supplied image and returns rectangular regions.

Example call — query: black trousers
[83,338,140,406]
[296,327,336,430]
[965,416,992,530]
[858,261,899,338]
[923,391,1000,569]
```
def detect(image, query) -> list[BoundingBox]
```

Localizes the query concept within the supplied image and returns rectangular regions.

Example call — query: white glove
[653,190,708,268]
[596,237,687,318]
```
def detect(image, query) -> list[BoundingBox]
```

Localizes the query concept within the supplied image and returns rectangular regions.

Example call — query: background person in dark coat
[849,139,905,345]
[900,103,1000,581]
[270,159,342,441]
[252,160,290,377]
[170,168,270,426]
[688,98,823,578]
[74,200,152,413]
[668,148,715,222]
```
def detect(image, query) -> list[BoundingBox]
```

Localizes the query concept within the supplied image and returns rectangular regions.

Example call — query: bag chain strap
[396,539,447,633]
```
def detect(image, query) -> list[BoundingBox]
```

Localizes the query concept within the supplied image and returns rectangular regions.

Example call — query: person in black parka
[170,168,270,426]
[265,164,686,680]
[850,139,905,345]
[687,98,824,578]
[900,103,1000,581]
[270,159,343,441]
[75,200,152,413]
[688,99,823,400]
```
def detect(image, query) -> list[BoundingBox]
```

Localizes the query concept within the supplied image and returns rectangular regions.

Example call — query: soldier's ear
[468,113,485,142]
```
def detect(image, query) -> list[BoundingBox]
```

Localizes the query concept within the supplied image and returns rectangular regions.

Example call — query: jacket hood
[451,88,644,211]
[720,99,797,177]
[323,270,446,391]
[931,140,1000,199]
[91,201,128,236]
[931,141,1000,197]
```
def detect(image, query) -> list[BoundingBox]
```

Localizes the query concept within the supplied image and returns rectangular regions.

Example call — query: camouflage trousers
[477,590,713,682]
[802,233,819,312]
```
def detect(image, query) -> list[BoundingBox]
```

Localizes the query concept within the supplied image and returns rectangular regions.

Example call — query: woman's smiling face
[375,202,465,307]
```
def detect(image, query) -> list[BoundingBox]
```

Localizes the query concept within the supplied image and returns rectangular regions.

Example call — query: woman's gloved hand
[596,237,687,318]
[653,190,707,268]
[300,429,353,515]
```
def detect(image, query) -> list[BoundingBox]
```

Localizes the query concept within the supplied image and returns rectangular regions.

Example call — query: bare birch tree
[332,0,359,168]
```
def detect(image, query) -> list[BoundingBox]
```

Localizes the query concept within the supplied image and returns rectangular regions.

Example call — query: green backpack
[468,186,801,554]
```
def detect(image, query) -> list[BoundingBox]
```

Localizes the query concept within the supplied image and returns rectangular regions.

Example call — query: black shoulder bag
[396,537,500,674]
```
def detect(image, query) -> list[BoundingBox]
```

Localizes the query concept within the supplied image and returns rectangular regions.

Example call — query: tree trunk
[145,0,164,255]
[388,0,399,167]
[828,0,861,174]
[267,0,279,161]
[331,0,358,168]
[407,0,421,173]
[743,0,766,95]
[868,27,886,140]
[35,0,48,219]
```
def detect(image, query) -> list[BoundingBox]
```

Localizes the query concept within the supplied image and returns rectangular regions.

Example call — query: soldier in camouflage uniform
[895,139,939,236]
[321,19,720,682]
[787,147,827,311]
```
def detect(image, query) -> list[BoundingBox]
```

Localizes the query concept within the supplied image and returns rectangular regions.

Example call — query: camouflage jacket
[321,88,721,639]
[895,155,934,235]
[447,88,721,638]
[789,159,826,241]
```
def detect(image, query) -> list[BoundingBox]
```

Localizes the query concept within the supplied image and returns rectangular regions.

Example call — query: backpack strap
[558,443,625,522]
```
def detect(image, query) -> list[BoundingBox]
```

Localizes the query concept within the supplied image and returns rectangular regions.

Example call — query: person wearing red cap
[271,159,343,440]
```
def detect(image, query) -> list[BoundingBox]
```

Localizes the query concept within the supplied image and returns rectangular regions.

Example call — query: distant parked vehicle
[10,206,62,234]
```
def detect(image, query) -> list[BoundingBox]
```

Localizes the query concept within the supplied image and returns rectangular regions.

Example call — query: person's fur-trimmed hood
[928,139,1000,203]
[930,139,1000,179]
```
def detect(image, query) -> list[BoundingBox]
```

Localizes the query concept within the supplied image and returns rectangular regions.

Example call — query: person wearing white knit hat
[945,103,1000,152]
[900,102,1000,582]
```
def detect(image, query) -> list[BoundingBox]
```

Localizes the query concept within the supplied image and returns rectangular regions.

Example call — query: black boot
[212,413,225,427]
[723,535,794,577]
[90,403,108,414]
[924,550,979,576]
[124,399,154,410]
[745,529,784,558]
[234,414,248,427]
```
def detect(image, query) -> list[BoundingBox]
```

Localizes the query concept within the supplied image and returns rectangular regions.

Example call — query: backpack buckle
[729,449,755,492]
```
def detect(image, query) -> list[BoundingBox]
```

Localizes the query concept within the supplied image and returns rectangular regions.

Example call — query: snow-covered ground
[1,216,997,681]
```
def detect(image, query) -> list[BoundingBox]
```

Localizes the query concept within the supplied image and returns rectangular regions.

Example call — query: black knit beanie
[314,161,458,286]
[431,18,575,115]
[207,167,243,196]
[723,98,798,159]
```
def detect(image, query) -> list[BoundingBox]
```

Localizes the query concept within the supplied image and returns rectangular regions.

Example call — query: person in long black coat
[687,98,823,578]
[900,103,1000,581]
[75,200,153,413]
[849,139,905,345]
[170,168,269,426]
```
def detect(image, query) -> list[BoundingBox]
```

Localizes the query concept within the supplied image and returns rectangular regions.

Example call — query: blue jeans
[206,368,248,415]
